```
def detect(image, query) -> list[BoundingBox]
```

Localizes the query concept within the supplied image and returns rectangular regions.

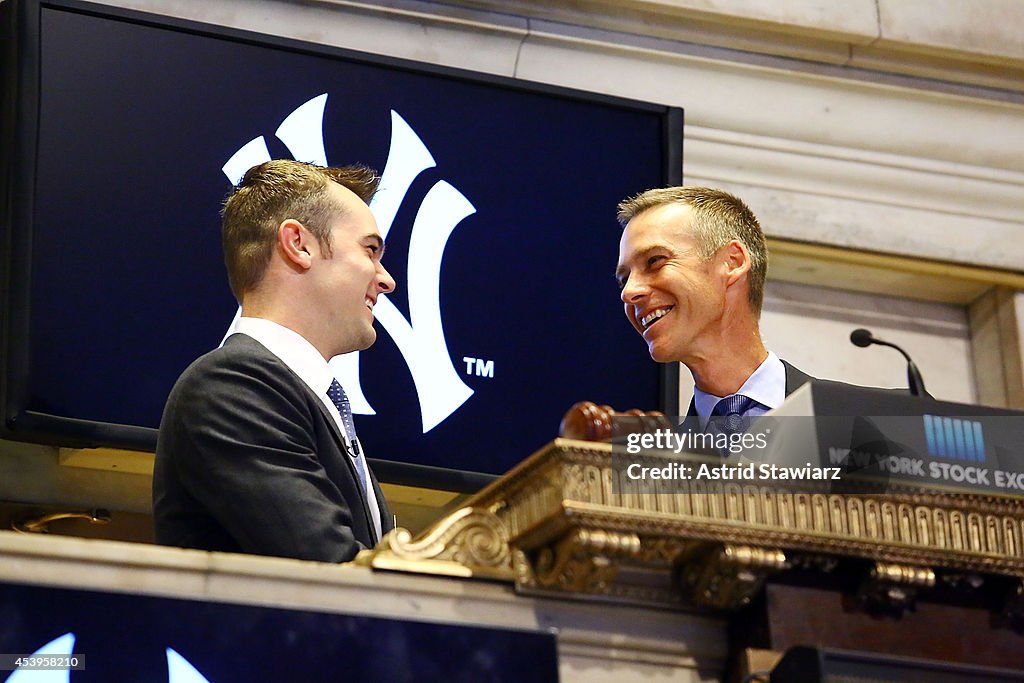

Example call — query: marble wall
[761,282,975,403]
[672,281,977,407]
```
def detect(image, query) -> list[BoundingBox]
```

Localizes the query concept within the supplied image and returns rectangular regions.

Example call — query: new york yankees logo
[4,633,214,682]
[221,94,474,432]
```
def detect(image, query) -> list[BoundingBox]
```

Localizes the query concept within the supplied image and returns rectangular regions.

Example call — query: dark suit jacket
[686,359,814,417]
[153,334,393,563]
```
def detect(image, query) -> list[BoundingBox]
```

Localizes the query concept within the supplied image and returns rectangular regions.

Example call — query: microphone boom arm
[849,328,929,398]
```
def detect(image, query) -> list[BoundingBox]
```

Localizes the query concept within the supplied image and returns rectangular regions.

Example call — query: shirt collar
[693,350,786,418]
[233,317,333,397]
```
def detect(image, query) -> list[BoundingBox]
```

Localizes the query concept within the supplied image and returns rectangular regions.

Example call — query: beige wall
[761,282,976,403]
[673,281,978,406]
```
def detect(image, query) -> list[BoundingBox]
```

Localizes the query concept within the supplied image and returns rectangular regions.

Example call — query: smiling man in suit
[154,159,395,562]
[615,187,814,427]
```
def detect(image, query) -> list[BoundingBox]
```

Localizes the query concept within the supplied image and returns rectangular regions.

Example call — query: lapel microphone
[850,328,930,398]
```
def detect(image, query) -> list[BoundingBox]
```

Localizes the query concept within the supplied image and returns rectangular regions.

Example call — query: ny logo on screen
[4,633,213,683]
[221,94,474,432]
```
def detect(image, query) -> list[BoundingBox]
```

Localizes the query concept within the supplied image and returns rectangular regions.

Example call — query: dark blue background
[0,581,558,682]
[25,5,672,476]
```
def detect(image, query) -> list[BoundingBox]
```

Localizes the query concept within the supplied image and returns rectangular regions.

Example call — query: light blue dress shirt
[693,351,786,428]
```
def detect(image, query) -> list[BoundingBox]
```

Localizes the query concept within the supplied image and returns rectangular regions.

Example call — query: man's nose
[620,275,646,304]
[377,264,396,294]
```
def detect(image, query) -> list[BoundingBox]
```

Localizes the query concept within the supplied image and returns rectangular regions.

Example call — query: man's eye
[647,255,665,268]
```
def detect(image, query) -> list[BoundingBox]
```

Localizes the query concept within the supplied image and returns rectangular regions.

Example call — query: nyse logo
[221,94,475,432]
[923,414,985,462]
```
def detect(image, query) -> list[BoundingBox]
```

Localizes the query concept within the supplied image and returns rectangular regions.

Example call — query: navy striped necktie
[711,394,756,437]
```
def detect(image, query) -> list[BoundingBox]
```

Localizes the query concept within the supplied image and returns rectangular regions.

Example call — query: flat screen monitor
[1,0,682,489]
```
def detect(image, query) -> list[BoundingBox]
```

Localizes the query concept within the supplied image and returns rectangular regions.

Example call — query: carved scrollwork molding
[679,544,789,610]
[531,529,642,594]
[359,506,514,580]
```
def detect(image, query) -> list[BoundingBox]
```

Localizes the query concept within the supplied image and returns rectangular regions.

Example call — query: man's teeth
[365,299,375,310]
[641,308,670,328]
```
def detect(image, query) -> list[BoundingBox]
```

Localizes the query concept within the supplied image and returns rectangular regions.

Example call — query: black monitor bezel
[0,0,682,492]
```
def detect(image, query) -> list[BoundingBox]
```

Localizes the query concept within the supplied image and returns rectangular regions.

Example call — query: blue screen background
[26,6,674,476]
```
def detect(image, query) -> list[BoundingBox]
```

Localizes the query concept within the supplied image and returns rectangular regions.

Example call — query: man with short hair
[154,159,395,562]
[615,186,812,423]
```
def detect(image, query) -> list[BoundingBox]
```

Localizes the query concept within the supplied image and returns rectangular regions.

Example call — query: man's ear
[278,219,313,271]
[721,239,751,287]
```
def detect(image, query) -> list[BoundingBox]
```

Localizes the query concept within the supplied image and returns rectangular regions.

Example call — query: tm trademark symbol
[462,356,495,378]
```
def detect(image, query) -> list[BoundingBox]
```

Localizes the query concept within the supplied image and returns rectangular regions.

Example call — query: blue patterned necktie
[326,378,382,540]
[710,394,757,438]
[327,380,367,487]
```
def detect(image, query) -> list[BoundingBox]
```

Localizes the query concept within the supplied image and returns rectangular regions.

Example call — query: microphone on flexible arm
[849,328,930,398]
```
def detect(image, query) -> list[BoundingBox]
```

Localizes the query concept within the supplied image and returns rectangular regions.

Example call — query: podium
[362,383,1024,675]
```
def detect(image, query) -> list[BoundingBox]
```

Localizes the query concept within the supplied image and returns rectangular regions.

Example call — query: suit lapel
[782,361,814,396]
[308,385,382,544]
[234,334,383,545]
[686,396,698,418]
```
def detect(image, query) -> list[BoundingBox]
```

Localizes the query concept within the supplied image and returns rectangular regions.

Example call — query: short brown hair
[617,186,768,314]
[221,160,380,301]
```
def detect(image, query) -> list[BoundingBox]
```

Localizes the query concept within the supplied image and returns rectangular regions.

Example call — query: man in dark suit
[154,160,395,562]
[614,186,815,425]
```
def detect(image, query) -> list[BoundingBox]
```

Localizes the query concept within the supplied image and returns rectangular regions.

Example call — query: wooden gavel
[558,401,672,442]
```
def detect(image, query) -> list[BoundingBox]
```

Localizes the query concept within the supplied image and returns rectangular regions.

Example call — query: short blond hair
[221,160,380,301]
[617,186,768,314]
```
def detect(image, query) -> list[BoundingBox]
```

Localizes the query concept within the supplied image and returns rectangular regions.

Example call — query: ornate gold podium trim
[362,439,1024,611]
[359,506,514,580]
